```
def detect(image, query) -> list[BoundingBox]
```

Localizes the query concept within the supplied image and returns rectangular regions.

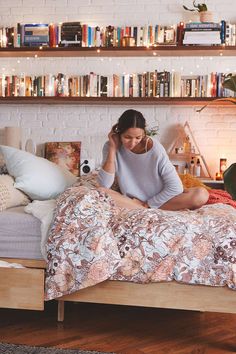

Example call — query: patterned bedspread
[45,182,236,300]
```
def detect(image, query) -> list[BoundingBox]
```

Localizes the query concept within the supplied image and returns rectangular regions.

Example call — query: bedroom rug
[0,343,115,354]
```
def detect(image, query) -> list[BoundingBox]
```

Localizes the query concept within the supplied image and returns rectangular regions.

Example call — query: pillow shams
[0,145,77,200]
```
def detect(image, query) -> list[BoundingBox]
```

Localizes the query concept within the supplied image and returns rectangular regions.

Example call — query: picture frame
[45,141,81,176]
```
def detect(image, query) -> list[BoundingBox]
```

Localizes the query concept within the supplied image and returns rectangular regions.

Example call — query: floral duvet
[45,182,236,300]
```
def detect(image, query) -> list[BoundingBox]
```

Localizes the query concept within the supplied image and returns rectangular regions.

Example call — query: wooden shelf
[0,45,236,57]
[169,152,201,158]
[0,97,235,105]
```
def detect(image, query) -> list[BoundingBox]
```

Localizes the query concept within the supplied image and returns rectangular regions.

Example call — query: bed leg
[57,300,65,322]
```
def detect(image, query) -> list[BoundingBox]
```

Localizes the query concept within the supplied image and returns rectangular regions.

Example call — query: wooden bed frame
[1,257,236,322]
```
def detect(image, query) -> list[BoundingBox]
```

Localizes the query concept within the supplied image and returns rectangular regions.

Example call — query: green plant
[183,1,208,12]
[146,125,159,137]
[197,74,236,112]
[223,73,236,92]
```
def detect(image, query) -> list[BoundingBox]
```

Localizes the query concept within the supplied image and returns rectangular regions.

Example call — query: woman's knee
[97,186,110,194]
[191,187,209,209]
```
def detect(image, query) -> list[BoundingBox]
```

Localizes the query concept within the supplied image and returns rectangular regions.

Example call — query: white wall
[0,0,236,176]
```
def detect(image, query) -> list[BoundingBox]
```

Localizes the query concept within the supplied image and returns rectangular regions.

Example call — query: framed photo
[45,141,81,176]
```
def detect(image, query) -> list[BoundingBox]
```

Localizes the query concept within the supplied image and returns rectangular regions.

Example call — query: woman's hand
[132,198,149,208]
[108,128,120,151]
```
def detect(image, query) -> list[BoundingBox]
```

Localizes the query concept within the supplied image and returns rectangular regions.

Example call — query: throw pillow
[0,174,30,211]
[0,181,10,211]
[0,145,77,200]
[0,163,8,174]
[178,173,210,190]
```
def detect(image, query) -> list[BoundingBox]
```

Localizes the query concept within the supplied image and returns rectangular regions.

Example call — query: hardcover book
[24,24,49,47]
[45,141,81,176]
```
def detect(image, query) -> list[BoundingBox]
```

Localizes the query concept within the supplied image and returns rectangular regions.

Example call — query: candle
[215,172,222,181]
[220,158,227,177]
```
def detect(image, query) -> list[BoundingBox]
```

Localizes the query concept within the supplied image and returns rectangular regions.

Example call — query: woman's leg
[160,187,209,211]
[98,187,145,210]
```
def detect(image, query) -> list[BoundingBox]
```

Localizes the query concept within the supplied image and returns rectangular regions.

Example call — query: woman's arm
[97,128,122,188]
[97,143,115,188]
[102,128,120,174]
[102,146,116,174]
[147,147,184,208]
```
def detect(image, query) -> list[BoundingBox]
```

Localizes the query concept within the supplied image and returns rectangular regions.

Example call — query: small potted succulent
[183,1,213,22]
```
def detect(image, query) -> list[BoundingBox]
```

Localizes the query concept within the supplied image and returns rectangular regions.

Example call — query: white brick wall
[0,0,236,177]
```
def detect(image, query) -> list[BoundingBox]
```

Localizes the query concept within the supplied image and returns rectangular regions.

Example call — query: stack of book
[183,22,221,45]
[60,22,82,47]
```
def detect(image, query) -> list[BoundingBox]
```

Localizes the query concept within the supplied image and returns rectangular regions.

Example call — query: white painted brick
[1,0,236,174]
[30,127,55,136]
[0,7,11,15]
[22,0,44,5]
[206,122,231,130]
[55,6,79,14]
[217,130,236,138]
[68,0,91,5]
[45,0,67,6]
[32,7,56,15]
[22,14,65,23]
[229,122,236,129]
[11,7,33,15]
[0,0,21,6]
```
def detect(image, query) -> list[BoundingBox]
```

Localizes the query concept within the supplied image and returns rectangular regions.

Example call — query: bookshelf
[1,45,236,58]
[0,97,235,106]
[1,45,236,105]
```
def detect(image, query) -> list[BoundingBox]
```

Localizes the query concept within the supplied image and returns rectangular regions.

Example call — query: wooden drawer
[0,267,44,310]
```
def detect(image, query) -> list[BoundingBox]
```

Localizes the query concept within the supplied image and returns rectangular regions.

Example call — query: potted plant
[183,1,213,22]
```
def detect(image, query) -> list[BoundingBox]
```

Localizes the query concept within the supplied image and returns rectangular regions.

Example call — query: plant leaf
[183,5,195,11]
[222,75,236,93]
[196,98,236,113]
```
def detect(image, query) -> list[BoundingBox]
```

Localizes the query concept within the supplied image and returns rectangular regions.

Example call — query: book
[24,24,49,46]
[45,141,81,177]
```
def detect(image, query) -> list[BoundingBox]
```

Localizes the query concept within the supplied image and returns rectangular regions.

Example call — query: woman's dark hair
[113,109,146,134]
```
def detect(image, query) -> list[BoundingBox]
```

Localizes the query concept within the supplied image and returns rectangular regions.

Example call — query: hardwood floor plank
[1,301,236,353]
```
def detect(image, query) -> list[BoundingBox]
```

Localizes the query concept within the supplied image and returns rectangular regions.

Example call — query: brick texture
[0,0,236,176]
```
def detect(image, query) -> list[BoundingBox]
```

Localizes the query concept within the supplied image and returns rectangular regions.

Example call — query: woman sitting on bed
[97,109,209,210]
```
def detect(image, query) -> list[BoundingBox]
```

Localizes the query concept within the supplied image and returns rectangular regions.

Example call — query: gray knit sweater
[97,139,183,208]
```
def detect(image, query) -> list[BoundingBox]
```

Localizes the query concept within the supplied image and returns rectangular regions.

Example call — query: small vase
[199,11,214,22]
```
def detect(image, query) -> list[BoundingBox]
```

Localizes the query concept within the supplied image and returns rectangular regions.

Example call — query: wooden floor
[1,301,236,353]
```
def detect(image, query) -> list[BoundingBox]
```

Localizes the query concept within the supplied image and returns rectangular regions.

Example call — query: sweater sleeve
[97,141,116,188]
[147,146,183,208]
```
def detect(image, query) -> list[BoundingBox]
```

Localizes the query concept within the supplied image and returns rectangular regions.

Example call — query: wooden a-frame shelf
[0,45,236,57]
[0,97,235,105]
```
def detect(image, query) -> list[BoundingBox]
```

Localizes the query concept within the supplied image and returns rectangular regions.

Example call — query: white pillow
[0,145,77,200]
[0,174,30,211]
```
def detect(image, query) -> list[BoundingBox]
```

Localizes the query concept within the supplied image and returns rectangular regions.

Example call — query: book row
[0,72,235,98]
[0,23,176,48]
[0,21,235,48]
